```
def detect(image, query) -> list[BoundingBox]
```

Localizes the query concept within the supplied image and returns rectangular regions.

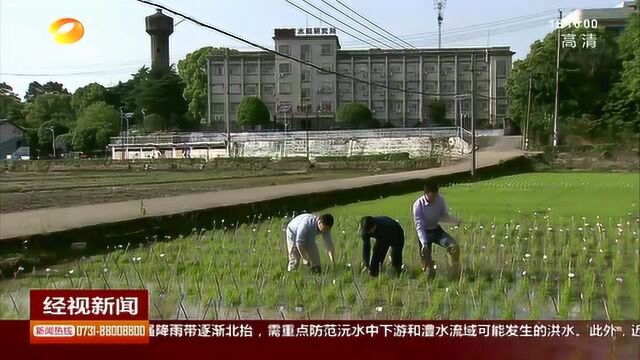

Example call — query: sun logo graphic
[49,18,84,44]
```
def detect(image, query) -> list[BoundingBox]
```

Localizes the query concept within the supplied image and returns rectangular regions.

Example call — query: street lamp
[47,127,55,158]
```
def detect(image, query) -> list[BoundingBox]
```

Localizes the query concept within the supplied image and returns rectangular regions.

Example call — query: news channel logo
[49,18,84,44]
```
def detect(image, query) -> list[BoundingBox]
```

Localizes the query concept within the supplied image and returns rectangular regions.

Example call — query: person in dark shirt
[360,216,405,277]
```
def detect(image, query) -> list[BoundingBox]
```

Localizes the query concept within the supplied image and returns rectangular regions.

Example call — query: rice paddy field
[1,172,638,320]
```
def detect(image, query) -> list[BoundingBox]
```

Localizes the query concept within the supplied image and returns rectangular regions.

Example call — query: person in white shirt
[285,213,335,274]
[412,182,461,279]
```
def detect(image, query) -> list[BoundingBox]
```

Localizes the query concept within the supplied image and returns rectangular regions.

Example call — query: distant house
[0,119,25,159]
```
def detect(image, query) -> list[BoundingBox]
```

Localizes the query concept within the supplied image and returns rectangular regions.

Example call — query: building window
[320,82,333,93]
[245,64,258,75]
[372,101,385,112]
[301,69,311,82]
[244,84,258,95]
[407,81,419,92]
[213,65,224,75]
[497,103,507,114]
[460,81,471,92]
[262,64,275,75]
[477,62,488,71]
[301,45,311,61]
[390,63,402,74]
[460,63,471,72]
[442,63,454,75]
[425,81,437,92]
[339,84,352,94]
[279,82,292,94]
[408,101,419,113]
[477,81,489,92]
[337,65,351,74]
[212,84,225,94]
[372,63,385,73]
[230,102,240,114]
[442,81,454,93]
[425,63,436,73]
[406,63,418,74]
[479,101,488,112]
[497,60,507,77]
[212,103,224,114]
[391,101,402,114]
[496,86,506,98]
[262,83,275,95]
[321,44,333,56]
[279,45,290,55]
[301,87,311,100]
[389,81,402,95]
[279,63,291,74]
[321,101,333,112]
[445,101,455,116]
[229,84,242,94]
[320,63,333,73]
[230,64,241,75]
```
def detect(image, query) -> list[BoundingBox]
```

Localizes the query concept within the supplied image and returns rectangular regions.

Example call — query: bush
[336,103,373,128]
[236,97,270,130]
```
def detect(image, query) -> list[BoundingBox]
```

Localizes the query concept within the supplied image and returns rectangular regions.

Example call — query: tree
[335,102,374,128]
[72,83,107,115]
[24,93,75,130]
[507,26,622,145]
[72,102,120,152]
[135,67,189,131]
[177,47,238,123]
[24,81,69,102]
[427,101,447,126]
[236,96,270,129]
[603,4,640,137]
[0,82,23,122]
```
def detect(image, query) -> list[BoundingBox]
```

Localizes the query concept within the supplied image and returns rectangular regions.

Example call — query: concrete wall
[224,136,469,159]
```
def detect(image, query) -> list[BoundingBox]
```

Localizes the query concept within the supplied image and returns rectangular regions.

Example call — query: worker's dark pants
[370,236,404,277]
[419,226,460,276]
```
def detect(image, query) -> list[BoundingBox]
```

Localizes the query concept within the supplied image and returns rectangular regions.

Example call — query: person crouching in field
[285,213,335,274]
[360,216,405,277]
[413,182,461,279]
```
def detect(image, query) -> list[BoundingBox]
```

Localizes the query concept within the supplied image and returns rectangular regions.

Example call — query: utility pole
[305,105,311,161]
[552,9,562,147]
[471,53,476,177]
[225,48,231,156]
[524,72,533,150]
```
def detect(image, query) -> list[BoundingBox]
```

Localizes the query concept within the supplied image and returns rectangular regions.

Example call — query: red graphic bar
[30,289,148,321]
[1,320,638,358]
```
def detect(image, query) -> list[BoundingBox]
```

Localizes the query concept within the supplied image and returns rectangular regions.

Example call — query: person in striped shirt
[413,182,461,279]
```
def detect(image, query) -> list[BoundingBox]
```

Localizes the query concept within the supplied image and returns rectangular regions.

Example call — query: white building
[561,1,637,36]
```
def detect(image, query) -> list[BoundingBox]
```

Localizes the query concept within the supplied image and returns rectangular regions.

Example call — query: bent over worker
[360,216,405,277]
[285,213,335,274]
[412,182,461,279]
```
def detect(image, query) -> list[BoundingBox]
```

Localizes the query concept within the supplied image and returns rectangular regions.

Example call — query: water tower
[145,9,174,73]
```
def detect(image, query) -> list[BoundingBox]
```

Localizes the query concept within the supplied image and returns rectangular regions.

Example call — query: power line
[320,0,412,49]
[291,0,395,48]
[283,0,379,48]
[135,0,505,98]
[334,0,415,48]
[341,9,557,45]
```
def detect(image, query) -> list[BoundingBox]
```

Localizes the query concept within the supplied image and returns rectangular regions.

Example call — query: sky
[0,0,625,99]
